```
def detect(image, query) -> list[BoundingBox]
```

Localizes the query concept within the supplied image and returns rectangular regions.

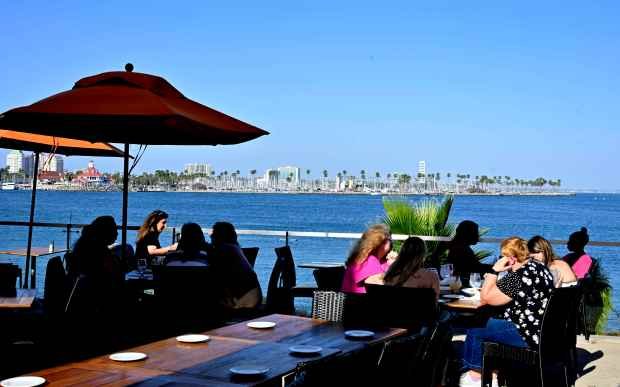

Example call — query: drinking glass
[469,273,482,289]
[137,258,147,277]
[440,264,453,280]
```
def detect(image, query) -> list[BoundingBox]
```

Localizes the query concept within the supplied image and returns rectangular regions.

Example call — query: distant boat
[1,182,17,190]
[370,192,381,196]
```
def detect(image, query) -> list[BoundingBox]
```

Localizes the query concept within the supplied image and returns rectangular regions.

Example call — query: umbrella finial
[125,63,134,72]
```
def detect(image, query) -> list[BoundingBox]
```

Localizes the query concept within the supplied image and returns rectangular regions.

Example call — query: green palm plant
[383,195,455,257]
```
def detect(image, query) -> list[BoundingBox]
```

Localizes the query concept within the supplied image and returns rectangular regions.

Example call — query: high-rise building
[417,160,426,184]
[264,169,279,187]
[22,153,34,177]
[6,150,23,174]
[41,154,64,173]
[277,166,301,185]
[184,163,213,176]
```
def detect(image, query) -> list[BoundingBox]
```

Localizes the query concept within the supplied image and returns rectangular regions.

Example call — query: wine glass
[137,258,147,278]
[469,273,482,289]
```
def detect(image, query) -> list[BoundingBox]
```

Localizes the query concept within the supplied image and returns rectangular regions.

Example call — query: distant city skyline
[1,2,619,190]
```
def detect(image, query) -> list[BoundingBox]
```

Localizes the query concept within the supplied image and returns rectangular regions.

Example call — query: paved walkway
[452,334,620,387]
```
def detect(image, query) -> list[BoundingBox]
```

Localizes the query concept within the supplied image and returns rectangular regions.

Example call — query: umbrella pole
[24,152,39,289]
[121,143,129,259]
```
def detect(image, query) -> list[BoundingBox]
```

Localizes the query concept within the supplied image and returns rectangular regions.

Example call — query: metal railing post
[285,231,289,246]
[172,227,176,243]
[66,224,71,250]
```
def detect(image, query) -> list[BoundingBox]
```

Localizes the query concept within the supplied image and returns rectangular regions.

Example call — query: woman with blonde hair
[528,235,577,287]
[459,237,554,387]
[135,210,177,265]
[341,224,393,294]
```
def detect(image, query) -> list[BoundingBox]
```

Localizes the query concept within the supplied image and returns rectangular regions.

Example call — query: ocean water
[1,191,619,330]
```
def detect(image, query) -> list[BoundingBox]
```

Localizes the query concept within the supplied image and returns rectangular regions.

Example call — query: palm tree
[306,169,311,190]
[375,172,381,190]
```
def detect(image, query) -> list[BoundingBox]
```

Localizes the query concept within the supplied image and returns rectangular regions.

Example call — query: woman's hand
[492,256,515,273]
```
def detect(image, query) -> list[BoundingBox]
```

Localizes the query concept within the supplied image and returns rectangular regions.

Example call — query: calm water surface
[1,191,619,330]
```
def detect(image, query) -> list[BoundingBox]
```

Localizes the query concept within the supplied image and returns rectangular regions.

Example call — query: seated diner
[164,223,209,266]
[528,235,577,287]
[365,236,440,299]
[459,237,554,387]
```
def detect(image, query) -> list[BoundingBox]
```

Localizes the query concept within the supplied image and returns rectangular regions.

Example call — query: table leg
[30,256,36,289]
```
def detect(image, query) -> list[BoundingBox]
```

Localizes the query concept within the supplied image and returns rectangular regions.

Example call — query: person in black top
[164,223,209,266]
[459,237,554,386]
[209,221,261,309]
[135,210,177,266]
[446,220,491,285]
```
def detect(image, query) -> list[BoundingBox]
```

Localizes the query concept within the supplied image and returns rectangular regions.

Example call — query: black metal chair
[362,285,439,332]
[241,247,259,268]
[481,286,581,387]
[266,246,316,314]
[313,266,345,290]
[0,263,22,296]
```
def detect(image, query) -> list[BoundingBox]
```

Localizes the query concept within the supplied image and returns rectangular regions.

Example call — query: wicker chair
[481,286,581,387]
[311,291,346,322]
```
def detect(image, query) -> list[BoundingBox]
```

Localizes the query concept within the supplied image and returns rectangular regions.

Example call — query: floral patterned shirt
[497,260,554,348]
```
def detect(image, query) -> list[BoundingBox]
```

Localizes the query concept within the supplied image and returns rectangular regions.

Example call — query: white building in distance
[277,166,300,185]
[41,154,64,173]
[417,160,427,184]
[184,163,213,176]
[6,150,24,174]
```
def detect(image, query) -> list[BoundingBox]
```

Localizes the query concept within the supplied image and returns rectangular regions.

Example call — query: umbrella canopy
[0,67,268,145]
[0,129,125,157]
[0,65,269,263]
[0,130,126,288]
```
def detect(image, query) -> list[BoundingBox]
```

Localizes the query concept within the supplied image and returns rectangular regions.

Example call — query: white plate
[229,365,270,376]
[247,321,276,329]
[344,330,375,339]
[176,334,210,343]
[0,376,46,387]
[441,294,464,300]
[109,352,148,362]
[461,288,478,296]
[289,345,322,354]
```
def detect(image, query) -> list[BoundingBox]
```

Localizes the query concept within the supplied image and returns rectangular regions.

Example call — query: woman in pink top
[341,224,392,293]
[562,227,593,279]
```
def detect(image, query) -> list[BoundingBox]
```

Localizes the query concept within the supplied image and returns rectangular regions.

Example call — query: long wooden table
[0,289,36,308]
[12,314,406,386]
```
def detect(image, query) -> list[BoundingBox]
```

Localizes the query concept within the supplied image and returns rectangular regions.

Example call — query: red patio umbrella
[0,64,269,253]
[0,129,126,287]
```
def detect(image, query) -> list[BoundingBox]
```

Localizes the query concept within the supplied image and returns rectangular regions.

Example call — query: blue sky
[1,1,618,190]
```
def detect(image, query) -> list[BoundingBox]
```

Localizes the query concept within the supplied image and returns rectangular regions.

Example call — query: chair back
[266,246,297,313]
[0,263,21,296]
[539,286,581,365]
[376,332,428,386]
[364,284,439,331]
[311,291,346,321]
[241,247,259,268]
[43,256,69,315]
[313,266,345,290]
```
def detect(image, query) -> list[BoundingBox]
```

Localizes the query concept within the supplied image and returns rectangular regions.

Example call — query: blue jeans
[462,318,528,371]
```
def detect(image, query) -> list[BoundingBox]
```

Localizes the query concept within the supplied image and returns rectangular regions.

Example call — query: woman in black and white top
[459,237,554,387]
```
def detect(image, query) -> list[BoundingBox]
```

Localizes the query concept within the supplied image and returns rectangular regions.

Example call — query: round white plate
[344,330,375,339]
[109,352,147,362]
[247,321,276,329]
[176,334,210,343]
[229,365,270,376]
[0,376,46,387]
[289,345,322,354]
[441,294,464,300]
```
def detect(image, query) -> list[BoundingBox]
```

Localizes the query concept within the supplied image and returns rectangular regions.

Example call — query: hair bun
[580,227,588,234]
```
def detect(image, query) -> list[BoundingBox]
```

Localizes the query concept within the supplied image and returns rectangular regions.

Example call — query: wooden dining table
[11,314,406,386]
[0,247,68,288]
[0,289,36,309]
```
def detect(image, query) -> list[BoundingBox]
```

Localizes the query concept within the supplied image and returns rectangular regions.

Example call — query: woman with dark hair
[164,223,209,266]
[209,222,261,309]
[67,216,124,314]
[136,210,177,265]
[528,235,576,287]
[562,227,593,279]
[446,220,490,284]
[366,237,440,299]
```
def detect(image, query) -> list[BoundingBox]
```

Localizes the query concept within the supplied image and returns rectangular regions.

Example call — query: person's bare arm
[147,242,177,256]
[480,257,513,306]
[364,273,385,285]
